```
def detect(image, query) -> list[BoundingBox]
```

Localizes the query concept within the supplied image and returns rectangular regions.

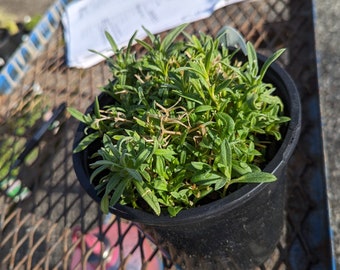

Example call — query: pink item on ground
[70,218,163,270]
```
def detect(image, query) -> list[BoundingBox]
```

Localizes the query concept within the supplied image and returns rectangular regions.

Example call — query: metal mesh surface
[0,0,332,269]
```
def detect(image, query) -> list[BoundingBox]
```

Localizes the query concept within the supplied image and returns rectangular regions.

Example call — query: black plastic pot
[72,53,301,269]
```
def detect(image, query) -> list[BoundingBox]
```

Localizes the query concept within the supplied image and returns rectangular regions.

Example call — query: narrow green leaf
[154,178,168,191]
[141,25,156,44]
[183,142,200,157]
[192,172,221,184]
[168,206,183,217]
[145,64,163,73]
[136,148,151,167]
[215,112,235,136]
[88,49,111,61]
[246,42,258,77]
[73,132,100,153]
[105,175,121,195]
[90,164,113,183]
[214,177,228,190]
[94,181,107,194]
[102,135,122,160]
[100,194,109,214]
[155,156,167,178]
[215,79,232,93]
[103,133,113,146]
[133,180,161,216]
[105,31,119,53]
[204,41,214,71]
[109,179,129,206]
[90,159,115,167]
[232,161,252,175]
[270,130,282,141]
[191,161,210,170]
[112,135,126,141]
[126,30,138,53]
[259,48,285,81]
[220,61,247,82]
[194,186,213,201]
[126,168,143,182]
[140,168,151,182]
[171,90,203,105]
[180,150,187,165]
[67,107,89,124]
[249,164,262,172]
[195,105,213,113]
[136,39,153,51]
[220,139,232,179]
[94,97,101,118]
[190,61,209,83]
[233,171,277,183]
[154,149,176,159]
[160,24,188,52]
[278,116,291,123]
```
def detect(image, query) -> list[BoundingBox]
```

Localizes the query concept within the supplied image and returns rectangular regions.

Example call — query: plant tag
[217,25,247,55]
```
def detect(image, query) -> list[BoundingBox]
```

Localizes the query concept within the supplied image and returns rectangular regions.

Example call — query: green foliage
[69,24,290,216]
[0,89,48,180]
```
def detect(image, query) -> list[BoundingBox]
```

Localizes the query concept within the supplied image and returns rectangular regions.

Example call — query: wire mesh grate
[0,0,332,269]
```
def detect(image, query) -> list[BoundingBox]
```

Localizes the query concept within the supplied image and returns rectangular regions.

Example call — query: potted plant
[69,24,301,268]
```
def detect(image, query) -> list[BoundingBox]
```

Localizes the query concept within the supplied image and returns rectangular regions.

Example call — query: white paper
[62,0,248,69]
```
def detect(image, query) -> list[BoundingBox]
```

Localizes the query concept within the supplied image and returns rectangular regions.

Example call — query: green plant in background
[69,24,290,216]
[0,9,19,35]
[0,88,47,180]
[23,15,42,32]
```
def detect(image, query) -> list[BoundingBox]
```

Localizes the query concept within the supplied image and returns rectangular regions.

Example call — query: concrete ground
[0,0,52,19]
[315,0,340,267]
[0,0,339,267]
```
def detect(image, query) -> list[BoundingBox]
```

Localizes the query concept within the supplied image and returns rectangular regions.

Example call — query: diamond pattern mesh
[0,0,332,269]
